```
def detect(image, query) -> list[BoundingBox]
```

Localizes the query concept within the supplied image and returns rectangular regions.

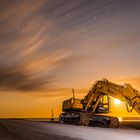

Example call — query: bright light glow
[114,99,121,105]
[118,117,122,122]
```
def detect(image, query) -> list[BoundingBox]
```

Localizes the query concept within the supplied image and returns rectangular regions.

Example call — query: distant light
[114,99,121,105]
[118,117,122,122]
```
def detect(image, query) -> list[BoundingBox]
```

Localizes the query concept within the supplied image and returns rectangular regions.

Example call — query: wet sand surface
[0,119,139,140]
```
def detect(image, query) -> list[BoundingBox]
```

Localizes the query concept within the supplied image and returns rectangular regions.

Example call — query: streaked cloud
[0,0,140,93]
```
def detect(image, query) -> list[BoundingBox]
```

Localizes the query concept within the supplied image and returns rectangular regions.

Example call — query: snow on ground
[0,120,139,140]
[39,122,140,140]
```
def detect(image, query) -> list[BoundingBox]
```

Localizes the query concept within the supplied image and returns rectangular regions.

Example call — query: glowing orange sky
[0,78,139,118]
[0,0,140,118]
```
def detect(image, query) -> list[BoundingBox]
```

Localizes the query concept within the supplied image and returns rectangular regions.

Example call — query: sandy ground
[0,120,139,140]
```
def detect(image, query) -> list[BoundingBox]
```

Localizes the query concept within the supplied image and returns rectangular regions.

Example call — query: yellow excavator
[59,79,140,128]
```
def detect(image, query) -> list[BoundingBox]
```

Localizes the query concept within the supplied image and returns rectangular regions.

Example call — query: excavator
[59,79,140,128]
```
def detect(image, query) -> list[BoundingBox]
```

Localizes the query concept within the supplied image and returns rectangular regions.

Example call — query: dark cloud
[0,66,53,92]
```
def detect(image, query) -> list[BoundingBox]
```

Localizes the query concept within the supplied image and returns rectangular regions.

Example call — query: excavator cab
[95,94,110,113]
[86,94,110,113]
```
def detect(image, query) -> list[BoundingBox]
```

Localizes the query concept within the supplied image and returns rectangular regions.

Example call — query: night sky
[0,0,140,117]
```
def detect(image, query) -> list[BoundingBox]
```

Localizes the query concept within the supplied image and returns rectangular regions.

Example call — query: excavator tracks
[59,112,119,128]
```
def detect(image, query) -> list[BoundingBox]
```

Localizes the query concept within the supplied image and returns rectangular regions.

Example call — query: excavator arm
[83,79,140,115]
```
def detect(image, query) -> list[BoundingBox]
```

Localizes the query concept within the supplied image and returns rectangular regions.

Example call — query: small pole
[72,89,75,99]
[51,108,54,122]
[72,89,75,105]
[52,109,53,118]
